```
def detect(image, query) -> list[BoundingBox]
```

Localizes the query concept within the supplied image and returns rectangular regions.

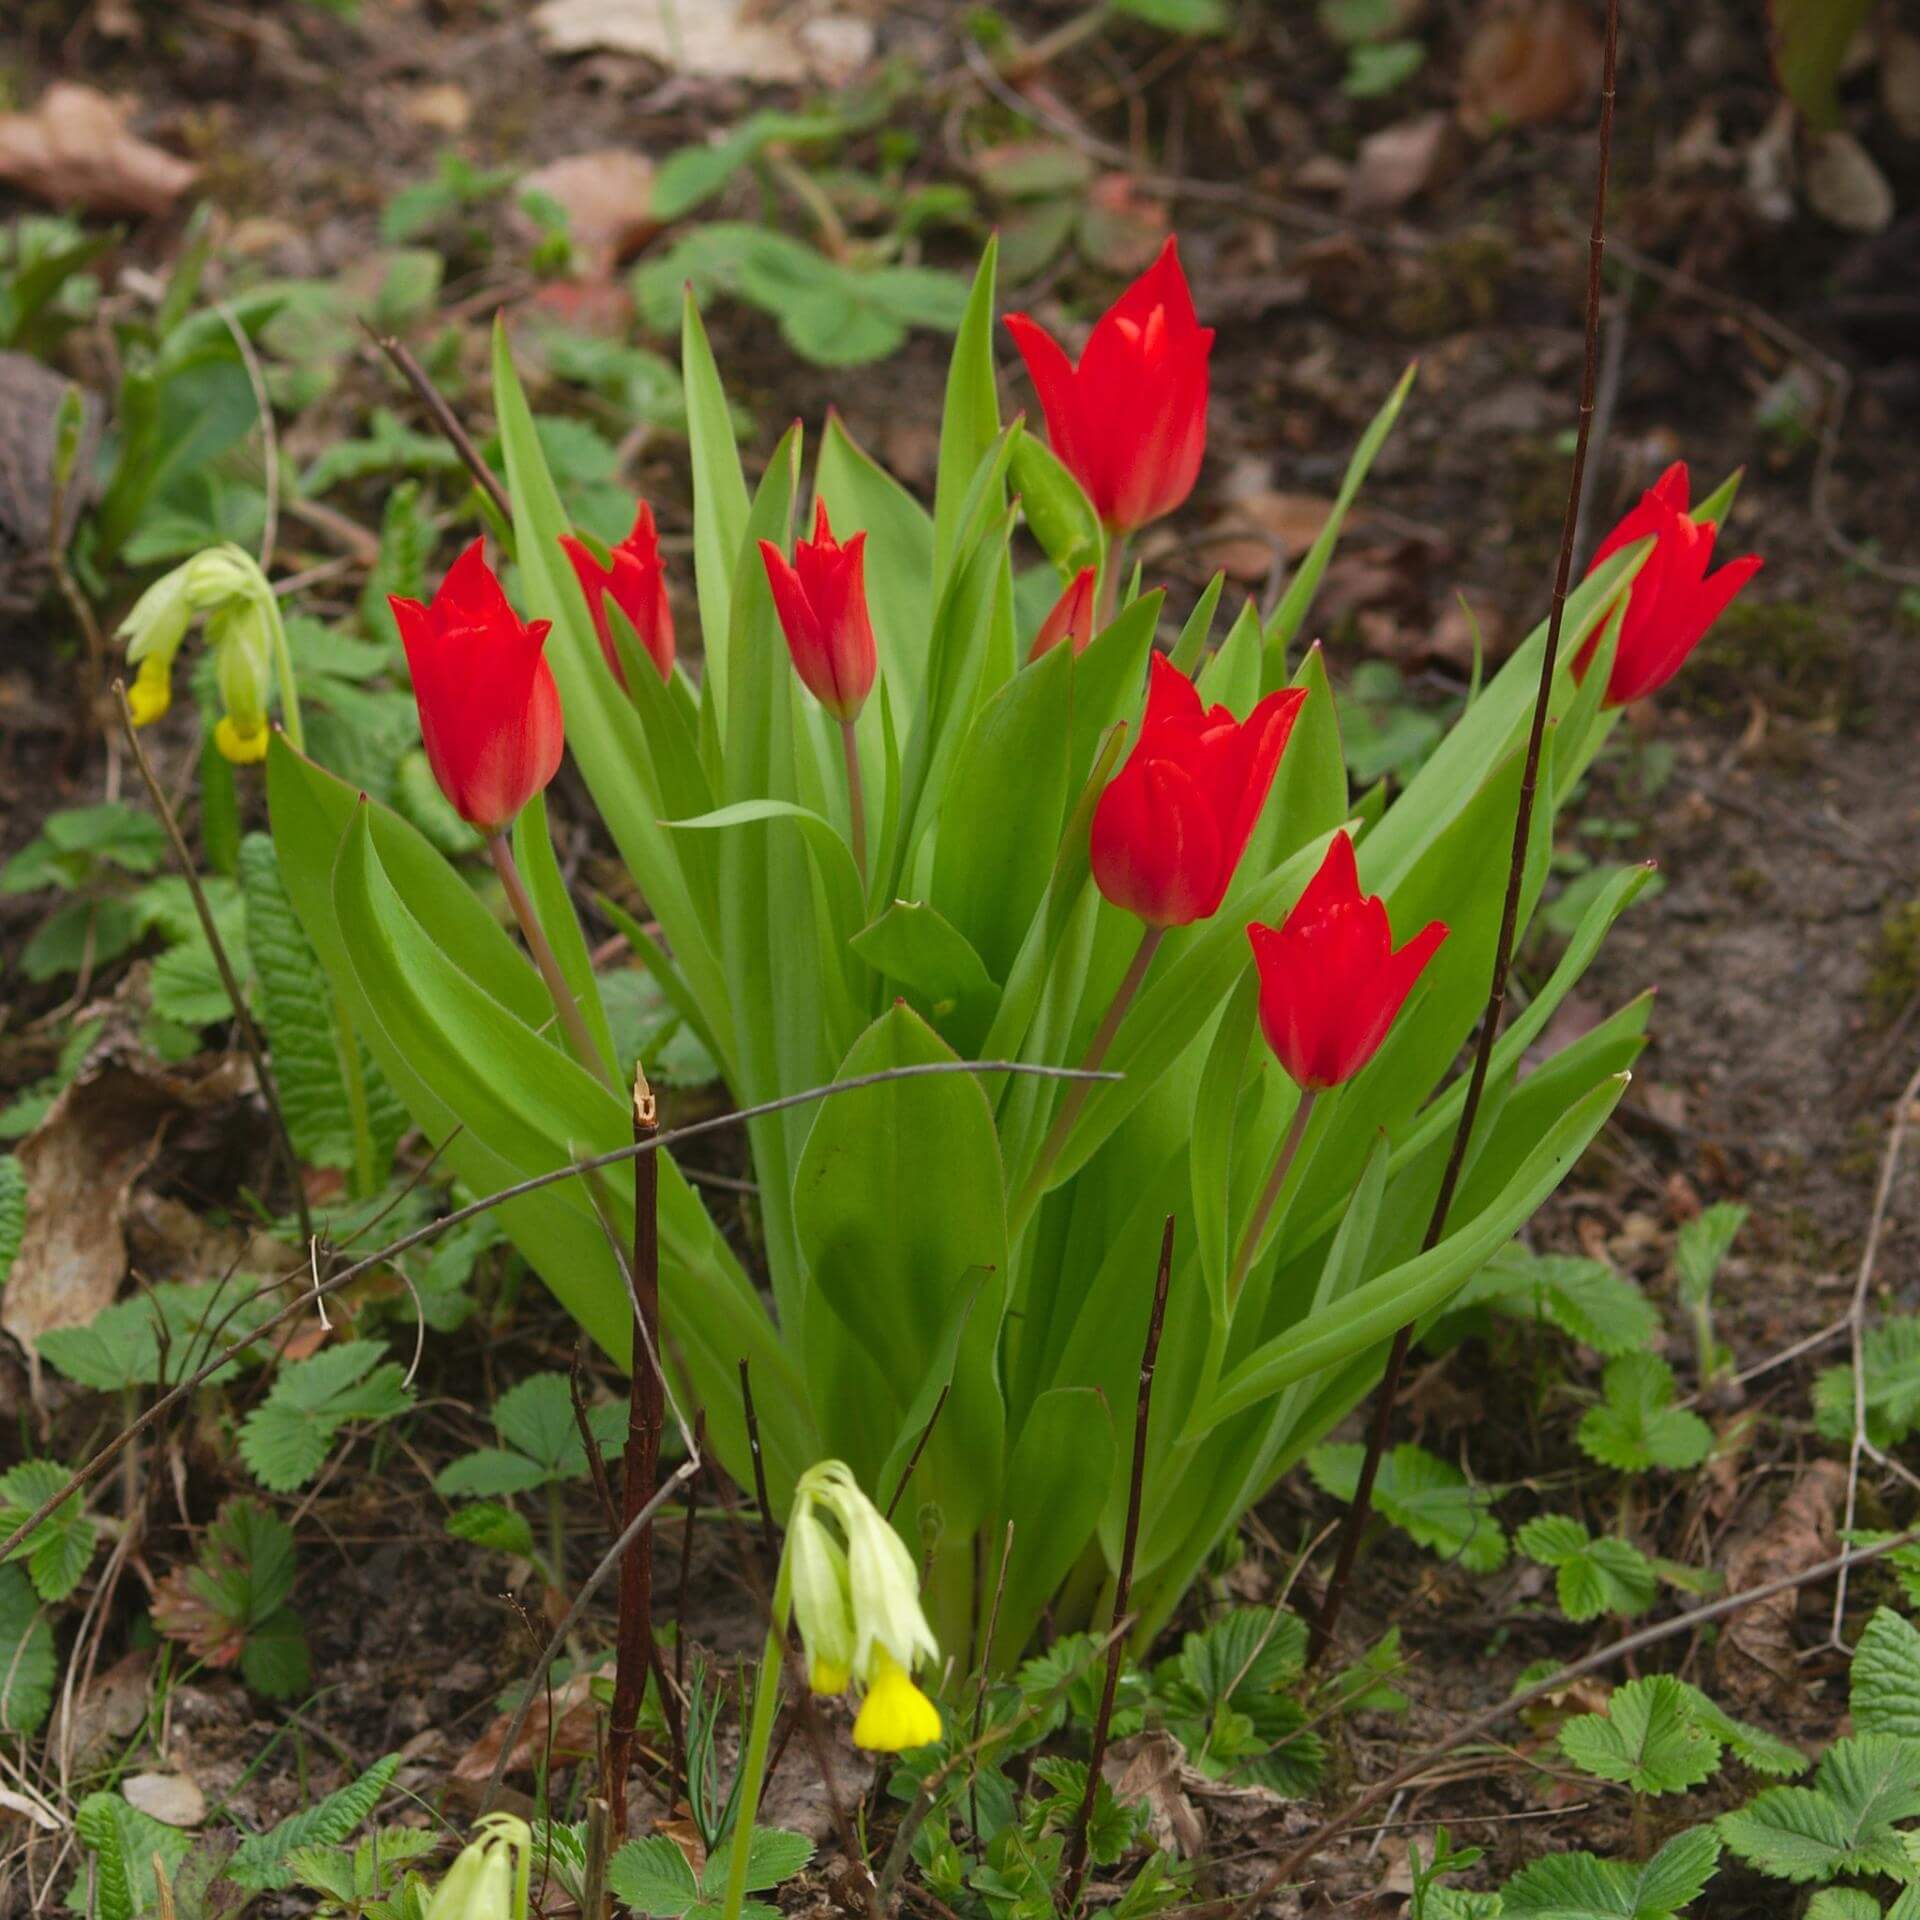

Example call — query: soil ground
[2,1,1918,1912]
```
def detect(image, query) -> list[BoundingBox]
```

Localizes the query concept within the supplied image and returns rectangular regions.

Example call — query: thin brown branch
[363,320,514,523]
[1310,0,1620,1667]
[886,1382,955,1524]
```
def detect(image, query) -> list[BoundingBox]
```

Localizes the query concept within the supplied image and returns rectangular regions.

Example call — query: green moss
[1688,599,1862,729]
[1387,230,1513,338]
[1866,901,1920,1025]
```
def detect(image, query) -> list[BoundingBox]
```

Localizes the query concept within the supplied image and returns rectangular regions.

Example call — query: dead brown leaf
[1884,30,1920,141]
[453,1672,599,1783]
[1458,0,1602,137]
[50,1648,151,1772]
[400,83,473,134]
[0,83,198,217]
[516,151,660,280]
[532,0,809,82]
[2,1049,250,1361]
[1105,1733,1205,1857]
[1344,112,1461,217]
[1713,1458,1848,1715]
[1804,130,1895,234]
[1197,493,1339,582]
[124,1771,205,1829]
[1078,174,1169,276]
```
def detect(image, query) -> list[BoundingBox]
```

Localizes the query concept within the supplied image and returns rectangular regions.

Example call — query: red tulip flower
[759,501,878,722]
[1005,237,1213,536]
[1248,831,1448,1091]
[560,501,675,689]
[391,539,564,836]
[1576,462,1762,707]
[1091,652,1307,929]
[1030,566,1098,662]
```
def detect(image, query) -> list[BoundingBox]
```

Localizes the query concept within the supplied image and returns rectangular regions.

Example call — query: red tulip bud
[1577,461,1762,707]
[1030,566,1098,662]
[1090,652,1306,929]
[759,501,878,722]
[391,539,564,836]
[1248,831,1448,1090]
[560,500,675,690]
[1005,236,1213,537]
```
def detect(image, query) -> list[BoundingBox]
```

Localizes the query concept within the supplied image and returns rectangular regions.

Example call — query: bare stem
[839,717,868,886]
[487,832,618,1092]
[1310,0,1620,1670]
[1061,1213,1175,1910]
[113,683,314,1253]
[1009,923,1163,1237]
[1226,1090,1317,1312]
[607,1073,673,1843]
[365,321,514,523]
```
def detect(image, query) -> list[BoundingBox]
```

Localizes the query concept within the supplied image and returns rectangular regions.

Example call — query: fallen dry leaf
[1195,493,1339,582]
[0,82,197,217]
[1713,1458,1847,1715]
[123,1771,205,1829]
[515,150,660,279]
[400,82,473,134]
[50,1648,152,1773]
[453,1672,599,1782]
[1458,0,1602,137]
[1804,129,1895,234]
[2,1048,250,1361]
[1106,1733,1205,1857]
[533,0,807,81]
[1344,112,1461,216]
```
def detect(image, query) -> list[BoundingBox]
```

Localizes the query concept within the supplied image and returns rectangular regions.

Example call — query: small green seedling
[1674,1202,1747,1386]
[1577,1355,1713,1474]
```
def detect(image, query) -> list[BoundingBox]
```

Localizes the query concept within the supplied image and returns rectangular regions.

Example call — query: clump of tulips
[259,233,1757,1684]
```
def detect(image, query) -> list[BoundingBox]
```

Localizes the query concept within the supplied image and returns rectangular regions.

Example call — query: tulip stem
[487,833,619,1094]
[839,718,868,886]
[1096,535,1130,631]
[1226,1089,1317,1313]
[1009,923,1164,1239]
[719,1553,793,1920]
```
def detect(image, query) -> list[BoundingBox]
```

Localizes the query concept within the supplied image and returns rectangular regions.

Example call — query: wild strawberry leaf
[1577,1354,1713,1473]
[1559,1676,1722,1796]
[238,1341,415,1492]
[1311,1443,1508,1573]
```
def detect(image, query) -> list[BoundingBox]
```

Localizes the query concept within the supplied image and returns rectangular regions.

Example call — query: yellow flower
[214,715,269,764]
[852,1647,941,1752]
[809,1656,852,1695]
[126,653,173,727]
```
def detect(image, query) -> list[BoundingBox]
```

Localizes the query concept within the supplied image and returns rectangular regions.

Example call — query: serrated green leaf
[227,1754,401,1891]
[1311,1443,1508,1573]
[1578,1354,1713,1473]
[610,1834,700,1916]
[1559,1677,1722,1796]
[1852,1607,1920,1741]
[1720,1736,1920,1885]
[0,1564,55,1734]
[241,1606,313,1699]
[1670,1681,1806,1779]
[1455,1248,1659,1357]
[1517,1515,1658,1622]
[703,1827,813,1896]
[239,1341,415,1491]
[148,934,235,1027]
[0,1458,96,1603]
[1674,1202,1746,1308]
[75,1790,194,1920]
[241,832,405,1181]
[447,1503,537,1557]
[1817,1320,1920,1449]
[1501,1826,1720,1918]
[1805,1892,1885,1920]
